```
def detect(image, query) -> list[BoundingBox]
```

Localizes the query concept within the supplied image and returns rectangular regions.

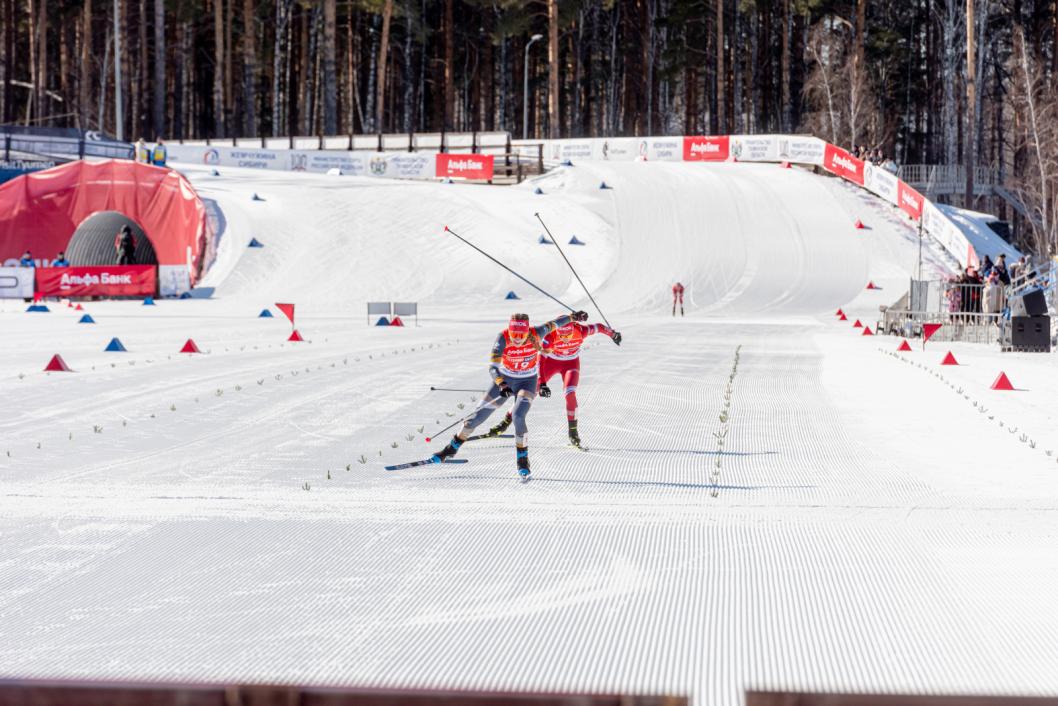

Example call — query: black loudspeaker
[1011,315,1051,352]
[1010,289,1047,317]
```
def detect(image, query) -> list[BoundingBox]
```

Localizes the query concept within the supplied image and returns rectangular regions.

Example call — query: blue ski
[385,458,468,471]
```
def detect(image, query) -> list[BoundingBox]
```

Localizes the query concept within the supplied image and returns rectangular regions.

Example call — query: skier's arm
[533,312,576,338]
[580,321,621,345]
[488,333,507,383]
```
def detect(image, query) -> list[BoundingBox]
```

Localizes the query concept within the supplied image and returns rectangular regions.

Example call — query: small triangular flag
[44,354,72,372]
[248,237,264,248]
[569,236,585,245]
[375,316,390,326]
[897,339,912,352]
[104,338,127,352]
[780,161,792,169]
[75,304,83,311]
[866,281,879,290]
[258,309,274,318]
[991,372,1014,391]
[852,319,863,328]
[854,219,866,229]
[538,235,554,244]
[836,308,844,317]
[142,296,155,306]
[390,316,405,327]
[940,351,959,366]
[78,314,95,324]
[288,329,304,342]
[862,326,873,336]
[838,312,847,321]
[922,323,943,346]
[505,291,520,300]
[275,302,295,325]
[180,338,201,353]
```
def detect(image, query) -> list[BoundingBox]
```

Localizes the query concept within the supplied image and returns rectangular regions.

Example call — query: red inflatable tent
[0,160,209,284]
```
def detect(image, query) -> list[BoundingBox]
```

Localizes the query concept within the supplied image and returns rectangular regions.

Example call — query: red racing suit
[539,322,615,420]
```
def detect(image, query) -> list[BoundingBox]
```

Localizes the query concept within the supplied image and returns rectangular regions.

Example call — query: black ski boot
[487,412,513,438]
[516,446,530,478]
[568,420,582,449]
[431,435,464,463]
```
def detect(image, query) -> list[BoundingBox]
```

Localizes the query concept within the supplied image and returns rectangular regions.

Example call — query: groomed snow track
[2,162,1057,706]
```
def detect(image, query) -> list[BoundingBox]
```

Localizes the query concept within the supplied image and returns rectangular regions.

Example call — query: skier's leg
[563,362,582,446]
[509,378,538,476]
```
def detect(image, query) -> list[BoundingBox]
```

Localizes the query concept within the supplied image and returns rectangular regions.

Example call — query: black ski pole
[425,395,505,442]
[442,226,576,312]
[534,212,614,329]
[430,386,482,392]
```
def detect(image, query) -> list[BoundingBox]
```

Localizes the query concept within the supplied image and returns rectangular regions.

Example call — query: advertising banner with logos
[0,267,33,298]
[169,144,436,180]
[683,135,730,161]
[896,181,924,220]
[822,143,865,185]
[775,136,826,165]
[863,162,899,205]
[436,153,495,180]
[730,135,779,162]
[35,266,156,297]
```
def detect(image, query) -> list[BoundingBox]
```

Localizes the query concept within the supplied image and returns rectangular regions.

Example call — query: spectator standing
[982,271,1003,317]
[19,250,34,267]
[135,138,148,163]
[993,254,1011,285]
[52,251,70,267]
[980,255,994,279]
[115,225,137,265]
[152,137,168,167]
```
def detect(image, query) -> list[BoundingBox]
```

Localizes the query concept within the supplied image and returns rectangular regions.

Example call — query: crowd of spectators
[852,145,899,174]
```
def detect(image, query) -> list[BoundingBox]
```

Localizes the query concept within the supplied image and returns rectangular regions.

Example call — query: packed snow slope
[192,160,954,317]
[6,162,1058,706]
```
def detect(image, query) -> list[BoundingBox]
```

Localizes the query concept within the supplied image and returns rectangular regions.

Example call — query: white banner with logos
[0,267,34,298]
[730,135,779,162]
[863,162,899,205]
[169,144,435,180]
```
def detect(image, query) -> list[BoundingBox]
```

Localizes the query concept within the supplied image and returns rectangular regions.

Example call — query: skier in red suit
[485,320,621,448]
[672,282,685,316]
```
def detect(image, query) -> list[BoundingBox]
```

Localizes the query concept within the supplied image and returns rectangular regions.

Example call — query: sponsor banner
[169,144,436,180]
[645,137,683,161]
[593,138,642,161]
[922,201,977,268]
[896,180,924,220]
[730,135,779,162]
[35,265,156,297]
[777,136,826,165]
[0,266,34,298]
[159,265,192,298]
[544,140,595,162]
[436,153,495,180]
[822,143,865,185]
[683,135,730,161]
[0,158,59,185]
[863,162,898,204]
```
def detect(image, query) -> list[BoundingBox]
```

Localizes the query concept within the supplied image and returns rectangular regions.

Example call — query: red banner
[822,144,865,185]
[896,180,924,220]
[435,154,494,180]
[682,136,730,161]
[35,266,156,297]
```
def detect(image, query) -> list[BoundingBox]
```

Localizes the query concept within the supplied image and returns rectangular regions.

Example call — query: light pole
[523,34,543,140]
[114,0,123,140]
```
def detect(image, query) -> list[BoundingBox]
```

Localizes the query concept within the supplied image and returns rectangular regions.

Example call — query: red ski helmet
[508,314,530,342]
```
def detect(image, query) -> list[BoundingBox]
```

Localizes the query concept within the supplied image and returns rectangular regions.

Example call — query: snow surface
[938,204,1022,264]
[3,162,1058,705]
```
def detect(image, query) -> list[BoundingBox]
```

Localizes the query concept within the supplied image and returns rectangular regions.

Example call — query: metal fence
[1,126,133,161]
[897,164,997,196]
[881,280,1006,345]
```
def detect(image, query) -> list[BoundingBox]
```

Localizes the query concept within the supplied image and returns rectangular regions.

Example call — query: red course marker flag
[288,329,304,342]
[44,354,72,372]
[922,323,942,347]
[862,326,874,336]
[838,312,848,321]
[180,338,201,354]
[991,372,1015,391]
[897,339,912,352]
[940,351,959,366]
[275,303,295,326]
[852,319,863,328]
[836,308,844,317]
